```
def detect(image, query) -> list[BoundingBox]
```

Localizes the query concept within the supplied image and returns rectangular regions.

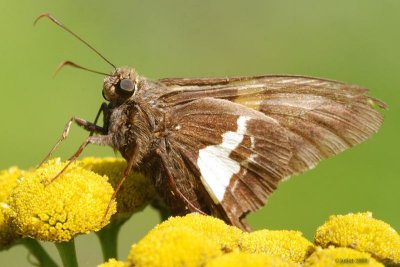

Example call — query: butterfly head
[103,67,139,103]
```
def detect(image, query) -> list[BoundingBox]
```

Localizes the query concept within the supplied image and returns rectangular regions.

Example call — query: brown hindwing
[163,97,292,230]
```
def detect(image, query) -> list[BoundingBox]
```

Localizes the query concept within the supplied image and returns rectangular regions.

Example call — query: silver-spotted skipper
[36,14,386,231]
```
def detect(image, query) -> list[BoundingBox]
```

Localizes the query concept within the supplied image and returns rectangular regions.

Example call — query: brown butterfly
[36,13,386,231]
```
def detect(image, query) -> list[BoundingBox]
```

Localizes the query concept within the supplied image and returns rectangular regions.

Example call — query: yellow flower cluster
[99,212,400,267]
[4,158,117,242]
[1,158,398,266]
[315,212,400,265]
[240,229,314,263]
[126,213,312,267]
[0,157,160,248]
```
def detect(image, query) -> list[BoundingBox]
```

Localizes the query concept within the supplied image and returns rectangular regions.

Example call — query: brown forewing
[157,75,385,176]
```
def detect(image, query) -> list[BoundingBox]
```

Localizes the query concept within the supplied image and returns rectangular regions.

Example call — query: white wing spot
[197,116,250,203]
[250,136,255,149]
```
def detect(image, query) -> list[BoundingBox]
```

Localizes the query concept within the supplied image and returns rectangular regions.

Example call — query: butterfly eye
[118,79,135,95]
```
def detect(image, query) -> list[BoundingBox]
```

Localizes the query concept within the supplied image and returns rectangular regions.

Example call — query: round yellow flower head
[239,229,314,263]
[0,167,23,249]
[314,212,400,265]
[79,157,155,215]
[97,258,127,267]
[304,246,384,267]
[127,226,221,267]
[5,158,117,242]
[154,213,243,252]
[205,252,299,267]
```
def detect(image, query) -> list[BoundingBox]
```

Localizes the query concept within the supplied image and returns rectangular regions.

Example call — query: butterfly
[36,13,386,231]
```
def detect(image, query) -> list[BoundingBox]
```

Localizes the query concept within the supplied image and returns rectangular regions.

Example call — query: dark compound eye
[119,79,135,94]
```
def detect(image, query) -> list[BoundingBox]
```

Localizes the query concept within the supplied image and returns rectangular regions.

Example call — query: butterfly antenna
[53,61,110,77]
[34,13,117,70]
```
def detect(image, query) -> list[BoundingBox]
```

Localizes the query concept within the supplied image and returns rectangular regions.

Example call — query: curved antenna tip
[52,60,110,77]
[52,60,70,78]
[33,13,52,26]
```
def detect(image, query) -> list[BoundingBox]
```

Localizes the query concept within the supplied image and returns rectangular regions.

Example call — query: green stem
[18,238,59,267]
[96,216,129,261]
[55,240,78,267]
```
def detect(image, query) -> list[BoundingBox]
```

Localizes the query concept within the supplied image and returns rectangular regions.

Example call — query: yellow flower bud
[239,229,314,263]
[314,212,400,265]
[5,159,116,242]
[127,226,221,267]
[154,213,243,252]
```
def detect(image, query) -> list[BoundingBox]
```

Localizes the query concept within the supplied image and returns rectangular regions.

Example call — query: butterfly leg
[155,147,206,215]
[44,134,113,185]
[89,102,108,136]
[102,139,144,221]
[39,103,108,167]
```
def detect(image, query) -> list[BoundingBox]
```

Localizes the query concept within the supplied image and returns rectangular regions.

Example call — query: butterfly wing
[160,97,293,230]
[157,75,385,175]
[148,75,385,230]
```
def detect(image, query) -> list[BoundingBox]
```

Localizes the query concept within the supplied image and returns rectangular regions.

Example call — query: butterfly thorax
[103,68,166,168]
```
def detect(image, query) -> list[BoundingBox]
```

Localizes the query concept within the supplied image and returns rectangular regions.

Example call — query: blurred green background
[1,0,399,266]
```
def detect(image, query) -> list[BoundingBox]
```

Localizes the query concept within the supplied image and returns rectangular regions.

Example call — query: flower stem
[96,216,129,261]
[97,225,119,261]
[18,238,59,267]
[55,240,78,267]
